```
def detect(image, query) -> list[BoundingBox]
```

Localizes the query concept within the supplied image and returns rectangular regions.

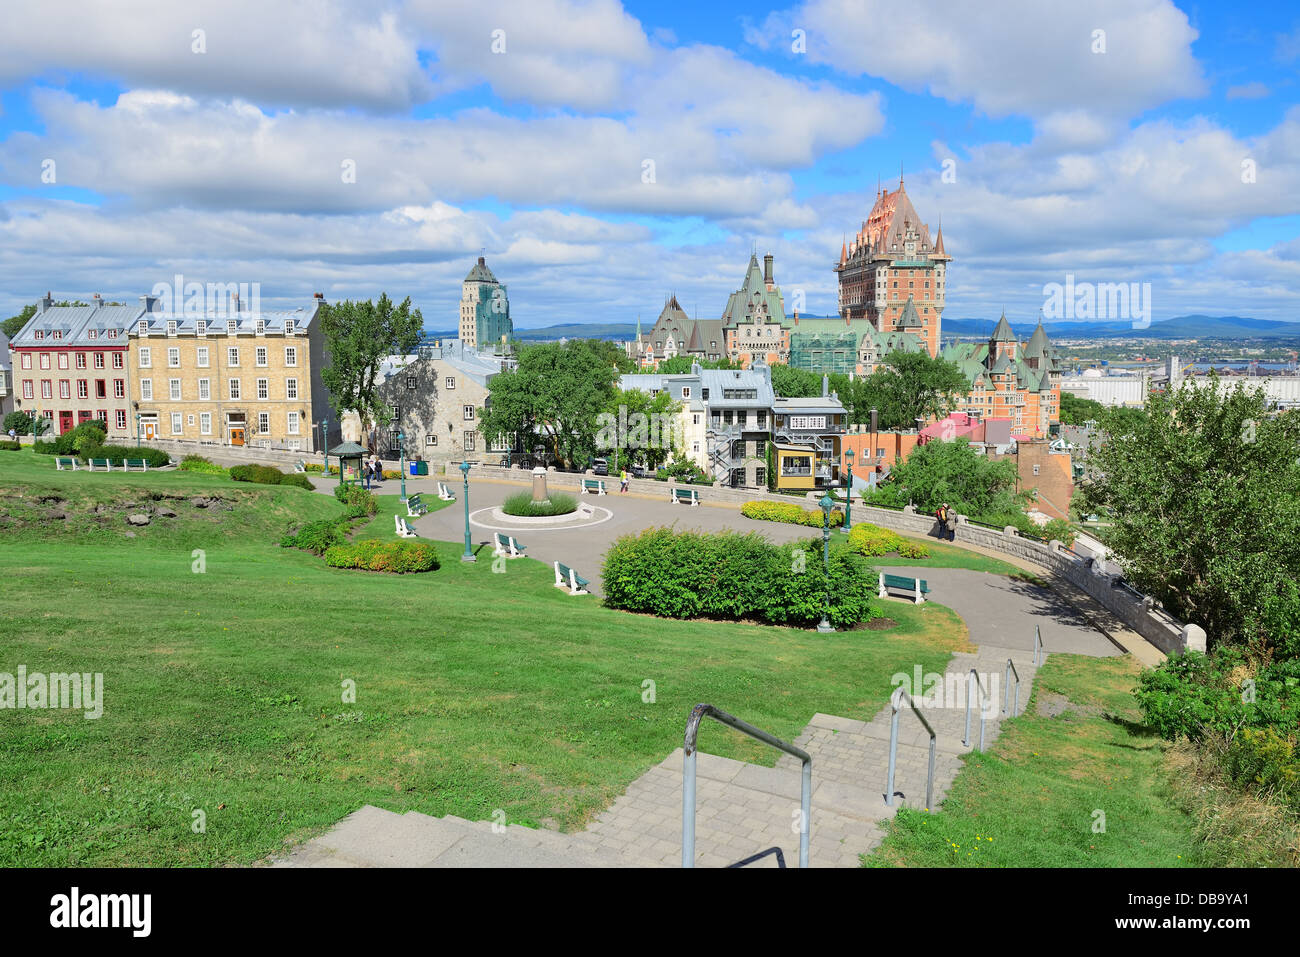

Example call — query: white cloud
[1225,82,1270,100]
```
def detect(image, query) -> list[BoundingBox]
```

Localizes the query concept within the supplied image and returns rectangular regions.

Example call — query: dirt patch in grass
[855,617,898,631]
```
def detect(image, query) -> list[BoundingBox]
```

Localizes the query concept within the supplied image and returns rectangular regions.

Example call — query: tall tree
[657,356,741,374]
[318,294,424,434]
[1080,377,1300,654]
[478,340,619,468]
[769,363,823,397]
[880,438,1024,515]
[597,387,683,471]
[2,304,36,340]
[855,351,968,429]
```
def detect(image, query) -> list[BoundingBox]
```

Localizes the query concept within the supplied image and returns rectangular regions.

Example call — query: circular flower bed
[501,491,578,517]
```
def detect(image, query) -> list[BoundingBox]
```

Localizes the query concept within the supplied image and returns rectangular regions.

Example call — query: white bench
[671,487,699,506]
[493,532,527,558]
[553,561,590,596]
[406,492,427,517]
[122,458,150,472]
[395,515,419,538]
[55,457,78,471]
[293,460,307,473]
[582,478,607,495]
[437,481,456,502]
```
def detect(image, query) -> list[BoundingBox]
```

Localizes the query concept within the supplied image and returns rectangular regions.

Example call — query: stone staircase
[273,644,1040,868]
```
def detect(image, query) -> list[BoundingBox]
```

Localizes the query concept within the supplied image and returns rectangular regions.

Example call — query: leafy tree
[657,356,740,374]
[1060,392,1106,425]
[318,294,423,434]
[3,411,34,436]
[2,304,36,340]
[874,438,1025,516]
[770,364,823,397]
[583,338,636,375]
[1080,376,1300,655]
[854,351,969,429]
[478,340,619,468]
[598,387,682,471]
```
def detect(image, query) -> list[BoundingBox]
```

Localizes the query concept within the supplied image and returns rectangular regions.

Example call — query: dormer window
[255,319,266,336]
[34,330,43,340]
[196,320,206,337]
[52,330,62,340]
[88,329,97,340]
[284,319,295,335]
[137,320,148,336]
[226,319,237,334]
[166,320,178,336]
[106,329,116,339]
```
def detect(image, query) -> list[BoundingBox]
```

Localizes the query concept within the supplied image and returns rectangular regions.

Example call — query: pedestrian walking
[620,469,629,493]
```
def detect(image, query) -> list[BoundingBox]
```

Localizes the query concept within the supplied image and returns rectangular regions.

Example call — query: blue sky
[0,0,1298,329]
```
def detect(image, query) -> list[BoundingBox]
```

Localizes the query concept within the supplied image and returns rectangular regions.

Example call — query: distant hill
[423,314,1300,344]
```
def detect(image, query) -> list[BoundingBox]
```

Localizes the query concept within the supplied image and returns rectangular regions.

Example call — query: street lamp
[459,459,475,563]
[134,412,141,448]
[817,492,835,634]
[843,447,854,532]
[398,431,407,502]
[321,417,330,474]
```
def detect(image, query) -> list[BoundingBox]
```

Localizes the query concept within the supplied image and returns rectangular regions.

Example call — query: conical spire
[839,236,847,265]
[934,221,945,255]
[990,312,1016,342]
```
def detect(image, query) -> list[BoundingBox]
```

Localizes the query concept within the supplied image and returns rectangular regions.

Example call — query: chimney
[763,254,774,288]
[38,291,52,313]
[479,256,486,266]
[92,293,103,309]
[233,292,240,314]
[822,374,829,397]
[139,294,159,313]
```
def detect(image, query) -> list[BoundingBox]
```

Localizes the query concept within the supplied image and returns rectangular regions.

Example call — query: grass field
[865,654,1202,867]
[0,449,974,866]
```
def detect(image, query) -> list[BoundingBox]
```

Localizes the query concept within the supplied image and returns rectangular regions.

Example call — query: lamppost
[459,459,475,562]
[134,412,141,447]
[321,417,330,474]
[843,447,854,532]
[817,493,835,634]
[398,431,407,502]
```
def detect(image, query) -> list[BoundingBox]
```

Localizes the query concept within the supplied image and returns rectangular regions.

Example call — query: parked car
[631,464,647,479]
[592,457,609,475]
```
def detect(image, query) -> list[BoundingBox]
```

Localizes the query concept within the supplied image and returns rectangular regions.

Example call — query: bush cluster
[279,518,347,555]
[601,527,874,629]
[0,441,19,451]
[3,411,35,436]
[845,523,929,559]
[85,444,172,468]
[229,463,312,489]
[323,540,439,573]
[501,491,578,517]
[178,454,229,476]
[740,500,844,528]
[983,511,1077,546]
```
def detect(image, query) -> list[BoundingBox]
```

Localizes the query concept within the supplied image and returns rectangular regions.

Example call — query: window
[285,319,295,335]
[198,378,210,400]
[256,346,267,367]
[199,412,211,435]
[196,320,206,337]
[94,353,105,369]
[166,319,178,336]
[445,376,455,389]
[112,353,123,369]
[106,329,117,339]
[701,388,709,400]
[228,378,241,400]
[284,346,297,367]
[21,354,31,369]
[780,454,812,477]
[139,347,152,368]
[197,346,209,368]
[140,379,153,401]
[258,412,270,434]
[168,347,180,367]
[463,405,475,421]
[286,378,298,400]
[171,412,183,434]
[58,380,70,399]
[227,347,239,367]
[255,319,266,336]
[464,431,476,451]
[757,411,767,429]
[22,380,33,399]
[682,387,691,398]
[425,434,437,447]
[58,353,68,369]
[257,378,269,400]
[114,379,125,399]
[95,380,106,399]
[406,374,416,390]
[115,410,126,430]
[169,379,182,400]
[287,411,300,435]
[226,319,237,334]
[40,353,50,370]
[77,380,88,399]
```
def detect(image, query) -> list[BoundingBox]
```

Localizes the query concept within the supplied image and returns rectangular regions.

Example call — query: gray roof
[697,366,775,408]
[0,330,9,371]
[9,301,143,348]
[134,301,321,336]
[464,256,498,284]
[774,395,846,415]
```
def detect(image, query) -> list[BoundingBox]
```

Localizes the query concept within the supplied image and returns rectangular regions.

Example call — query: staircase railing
[1003,658,1020,717]
[963,669,988,751]
[1034,624,1044,666]
[682,703,812,868]
[885,687,936,810]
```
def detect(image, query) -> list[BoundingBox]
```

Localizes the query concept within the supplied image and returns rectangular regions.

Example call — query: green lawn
[0,449,971,866]
[865,654,1202,867]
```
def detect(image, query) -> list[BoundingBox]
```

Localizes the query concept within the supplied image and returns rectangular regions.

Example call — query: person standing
[620,469,629,494]
[944,503,958,541]
[934,503,947,538]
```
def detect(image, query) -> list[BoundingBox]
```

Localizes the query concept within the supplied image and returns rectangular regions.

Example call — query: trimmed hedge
[323,540,439,573]
[0,441,20,451]
[333,483,378,518]
[845,523,929,559]
[81,444,172,468]
[229,463,312,489]
[601,527,874,629]
[741,500,845,528]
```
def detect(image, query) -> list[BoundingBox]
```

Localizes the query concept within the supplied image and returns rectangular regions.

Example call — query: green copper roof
[990,313,1016,342]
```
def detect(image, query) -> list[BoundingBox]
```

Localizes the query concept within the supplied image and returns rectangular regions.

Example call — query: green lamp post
[398,431,407,502]
[134,412,141,448]
[321,417,329,474]
[843,447,854,532]
[817,492,835,634]
[459,459,475,563]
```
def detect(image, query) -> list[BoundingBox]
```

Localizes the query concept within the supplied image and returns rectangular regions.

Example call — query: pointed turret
[990,313,1016,343]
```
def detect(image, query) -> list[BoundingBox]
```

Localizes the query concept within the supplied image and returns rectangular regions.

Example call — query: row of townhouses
[619,361,847,491]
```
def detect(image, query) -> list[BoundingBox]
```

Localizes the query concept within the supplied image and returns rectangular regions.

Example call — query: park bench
[87,458,113,471]
[671,487,700,506]
[878,572,930,605]
[437,481,456,502]
[55,457,78,471]
[122,458,149,472]
[293,460,307,473]
[493,532,527,558]
[406,492,427,517]
[395,515,419,538]
[582,478,607,495]
[553,560,590,596]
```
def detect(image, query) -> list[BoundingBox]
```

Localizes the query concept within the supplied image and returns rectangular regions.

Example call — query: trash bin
[409,461,420,477]
[411,460,428,476]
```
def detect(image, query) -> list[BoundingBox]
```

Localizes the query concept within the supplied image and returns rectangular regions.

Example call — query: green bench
[394,515,419,538]
[582,478,607,496]
[671,487,699,506]
[405,492,427,517]
[493,532,527,558]
[878,572,930,605]
[437,481,456,502]
[55,457,78,471]
[293,460,307,473]
[553,561,590,596]
[87,458,113,471]
[122,458,150,472]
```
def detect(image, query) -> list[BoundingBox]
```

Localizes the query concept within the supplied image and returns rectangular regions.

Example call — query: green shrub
[84,444,171,468]
[278,473,315,490]
[280,518,347,555]
[0,441,19,451]
[333,483,378,517]
[501,491,577,517]
[1223,727,1300,805]
[896,539,930,559]
[1135,650,1300,744]
[601,527,875,629]
[323,540,439,573]
[178,454,228,476]
[741,500,844,528]
[229,464,286,485]
[31,440,59,455]
[3,411,34,436]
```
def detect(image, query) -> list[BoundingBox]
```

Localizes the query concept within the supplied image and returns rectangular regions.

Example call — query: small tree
[319,294,423,436]
[2,304,36,340]
[855,351,969,429]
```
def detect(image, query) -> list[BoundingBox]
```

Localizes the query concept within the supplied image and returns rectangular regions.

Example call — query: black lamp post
[817,492,835,634]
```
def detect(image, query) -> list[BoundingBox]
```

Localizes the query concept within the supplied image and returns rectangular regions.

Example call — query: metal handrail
[1003,658,1020,717]
[885,687,937,810]
[682,703,812,868]
[963,669,988,751]
[1034,625,1044,666]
